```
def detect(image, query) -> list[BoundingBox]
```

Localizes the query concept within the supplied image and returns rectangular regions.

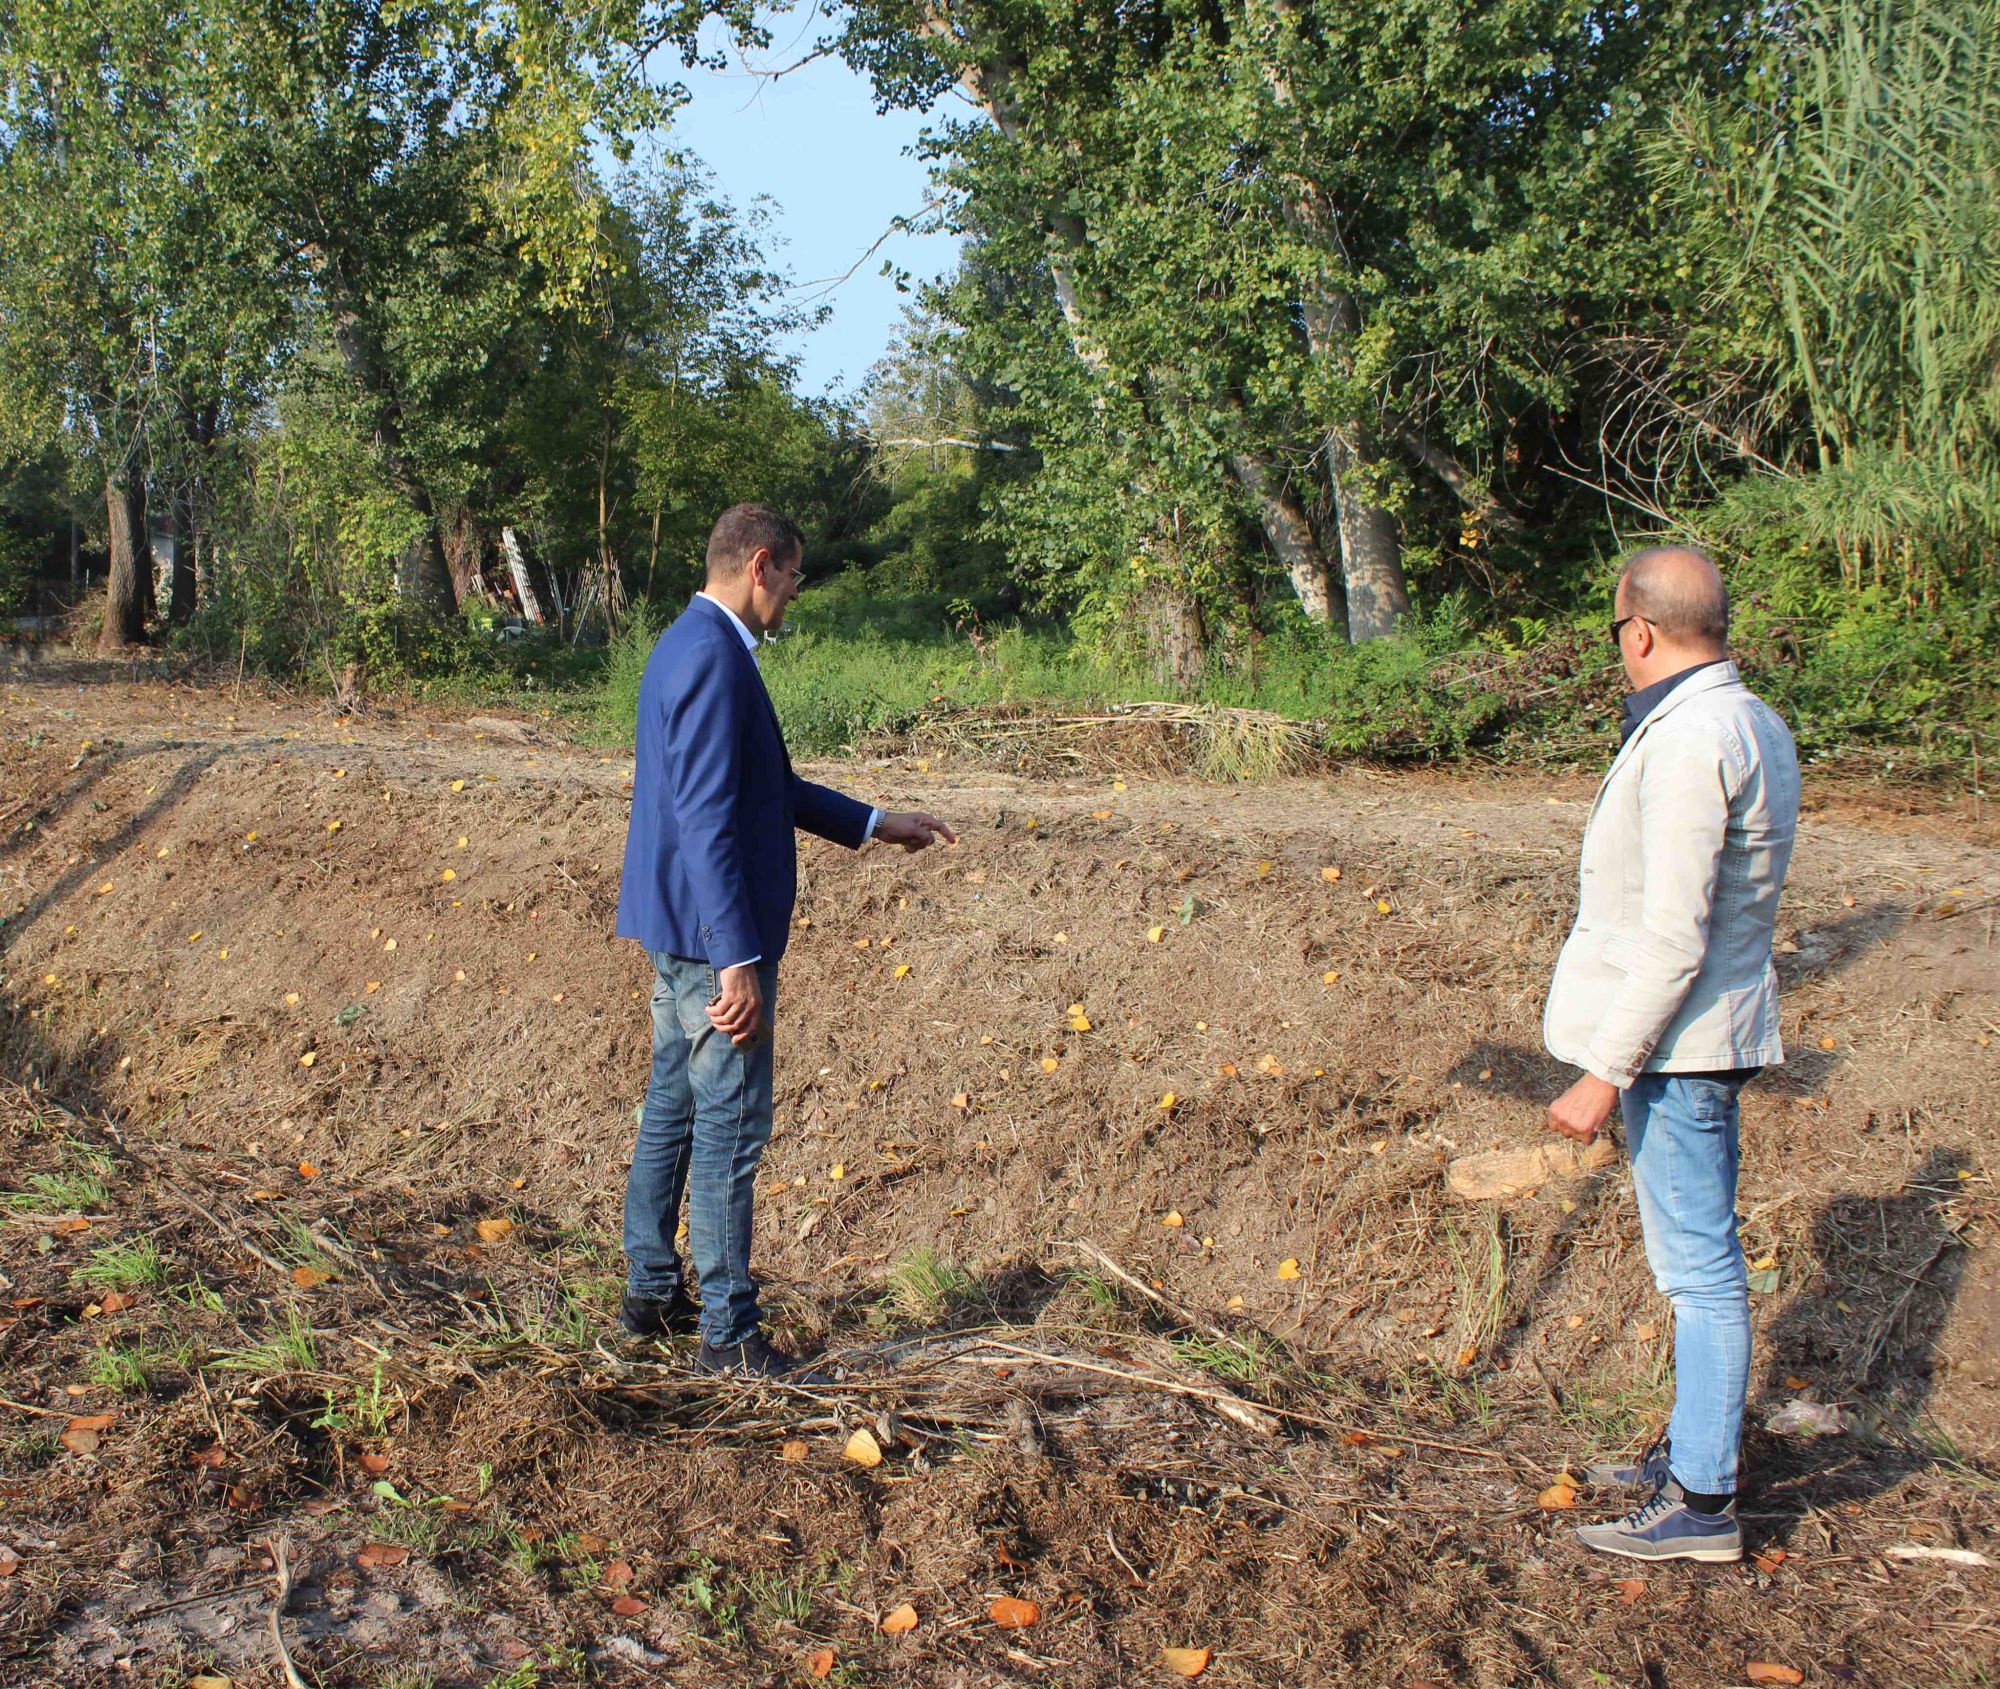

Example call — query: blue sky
[658,10,967,401]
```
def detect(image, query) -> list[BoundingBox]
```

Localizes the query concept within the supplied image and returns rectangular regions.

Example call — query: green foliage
[1658,0,2000,589]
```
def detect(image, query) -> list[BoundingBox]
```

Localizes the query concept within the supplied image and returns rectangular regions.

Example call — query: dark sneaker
[1574,1478,1742,1564]
[618,1288,700,1340]
[694,1332,828,1383]
[1586,1433,1672,1492]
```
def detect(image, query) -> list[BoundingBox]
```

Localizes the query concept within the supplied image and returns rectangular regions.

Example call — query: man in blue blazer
[614,503,956,1377]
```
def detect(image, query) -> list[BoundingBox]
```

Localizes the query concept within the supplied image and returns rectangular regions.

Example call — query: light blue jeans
[1622,1070,1754,1495]
[622,952,780,1346]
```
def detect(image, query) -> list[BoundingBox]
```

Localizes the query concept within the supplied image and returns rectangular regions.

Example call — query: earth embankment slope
[1,671,1995,1688]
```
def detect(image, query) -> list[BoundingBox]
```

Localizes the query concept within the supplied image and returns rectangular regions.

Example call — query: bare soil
[0,664,1995,1689]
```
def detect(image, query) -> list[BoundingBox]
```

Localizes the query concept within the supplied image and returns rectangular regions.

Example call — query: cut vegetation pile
[0,666,1996,1688]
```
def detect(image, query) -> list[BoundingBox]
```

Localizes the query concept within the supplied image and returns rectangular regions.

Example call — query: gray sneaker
[1585,1434,1672,1492]
[1574,1478,1742,1564]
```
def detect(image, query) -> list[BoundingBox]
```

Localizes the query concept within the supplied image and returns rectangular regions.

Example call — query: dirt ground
[0,662,1995,1689]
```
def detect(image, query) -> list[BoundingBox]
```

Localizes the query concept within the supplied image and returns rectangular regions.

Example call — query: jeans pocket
[1684,1077,1739,1128]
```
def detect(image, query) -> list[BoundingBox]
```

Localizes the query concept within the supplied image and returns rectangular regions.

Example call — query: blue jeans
[622,952,780,1346]
[1623,1070,1753,1495]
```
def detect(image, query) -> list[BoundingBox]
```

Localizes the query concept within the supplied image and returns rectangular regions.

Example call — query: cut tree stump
[1446,1136,1618,1202]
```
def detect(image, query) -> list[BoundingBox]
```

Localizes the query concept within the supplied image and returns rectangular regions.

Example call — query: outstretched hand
[875,810,958,852]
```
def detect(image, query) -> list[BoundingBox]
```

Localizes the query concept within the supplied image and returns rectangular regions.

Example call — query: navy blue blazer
[615,595,873,966]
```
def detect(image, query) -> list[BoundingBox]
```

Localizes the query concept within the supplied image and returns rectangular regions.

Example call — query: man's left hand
[1549,1073,1620,1145]
[875,811,958,851]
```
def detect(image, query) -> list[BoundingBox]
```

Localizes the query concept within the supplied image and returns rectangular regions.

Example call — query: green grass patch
[882,1247,978,1323]
[2,1166,112,1217]
[1171,1330,1285,1386]
[89,1339,185,1395]
[74,1236,166,1293]
[212,1308,319,1377]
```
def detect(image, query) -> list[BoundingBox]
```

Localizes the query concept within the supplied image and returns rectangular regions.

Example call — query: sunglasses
[1608,613,1652,649]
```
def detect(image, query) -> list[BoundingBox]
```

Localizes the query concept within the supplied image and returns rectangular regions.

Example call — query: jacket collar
[1588,659,1742,820]
[691,591,761,655]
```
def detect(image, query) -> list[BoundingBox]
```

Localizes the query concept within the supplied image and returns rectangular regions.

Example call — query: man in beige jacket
[1543,546,1800,1564]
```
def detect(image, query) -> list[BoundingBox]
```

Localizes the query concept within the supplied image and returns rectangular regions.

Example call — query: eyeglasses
[1608,613,1652,649]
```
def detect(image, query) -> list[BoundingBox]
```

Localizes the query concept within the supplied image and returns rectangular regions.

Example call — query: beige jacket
[1544,661,1800,1087]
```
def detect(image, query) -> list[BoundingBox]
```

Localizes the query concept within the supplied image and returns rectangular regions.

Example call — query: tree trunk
[166,485,198,624]
[441,504,493,606]
[98,463,152,652]
[1245,0,1410,639]
[1327,427,1407,641]
[1229,445,1344,630]
[1141,581,1208,690]
[320,260,456,617]
[933,16,1342,625]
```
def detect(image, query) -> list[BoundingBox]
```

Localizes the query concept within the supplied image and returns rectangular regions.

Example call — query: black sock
[1673,1478,1732,1515]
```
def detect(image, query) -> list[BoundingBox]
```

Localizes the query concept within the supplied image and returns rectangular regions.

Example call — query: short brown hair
[705,503,804,581]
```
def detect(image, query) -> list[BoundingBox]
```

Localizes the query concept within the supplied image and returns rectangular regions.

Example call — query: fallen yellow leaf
[880,1602,919,1635]
[989,1596,1040,1629]
[450,779,465,791]
[1255,860,1273,877]
[1276,1258,1302,1281]
[325,819,341,834]
[1537,1481,1578,1510]
[1162,1646,1212,1678]
[291,1265,331,1289]
[1375,898,1392,915]
[1147,925,1165,943]
[298,1051,318,1067]
[1321,866,1341,882]
[1322,970,1340,985]
[474,1217,515,1243]
[1161,1210,1185,1228]
[1041,1057,1060,1073]
[894,963,911,979]
[440,868,456,882]
[843,1427,883,1468]
[1158,1092,1177,1110]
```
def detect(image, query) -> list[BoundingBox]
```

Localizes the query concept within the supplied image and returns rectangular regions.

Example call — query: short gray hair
[1621,546,1729,645]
